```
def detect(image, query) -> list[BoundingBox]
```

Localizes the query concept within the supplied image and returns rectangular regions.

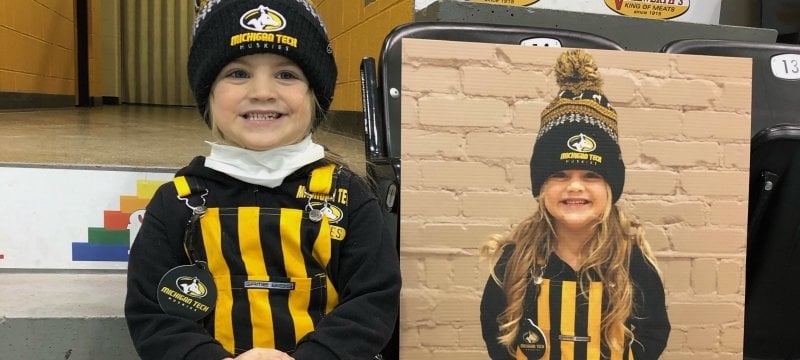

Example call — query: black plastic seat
[360,21,624,360]
[744,124,800,360]
[375,22,624,161]
[664,39,800,359]
[662,39,800,137]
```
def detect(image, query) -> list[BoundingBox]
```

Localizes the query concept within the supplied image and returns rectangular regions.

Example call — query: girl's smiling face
[208,53,314,151]
[541,169,610,233]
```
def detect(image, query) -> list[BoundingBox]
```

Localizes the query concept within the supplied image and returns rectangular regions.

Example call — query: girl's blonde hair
[481,183,660,356]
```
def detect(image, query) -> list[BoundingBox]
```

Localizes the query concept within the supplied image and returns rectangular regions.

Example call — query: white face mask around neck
[203,135,325,188]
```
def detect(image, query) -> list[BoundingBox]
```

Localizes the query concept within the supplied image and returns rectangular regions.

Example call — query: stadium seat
[743,124,800,359]
[664,39,800,359]
[662,39,800,137]
[360,21,624,360]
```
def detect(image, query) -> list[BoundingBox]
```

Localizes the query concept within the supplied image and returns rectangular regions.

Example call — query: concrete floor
[0,105,366,174]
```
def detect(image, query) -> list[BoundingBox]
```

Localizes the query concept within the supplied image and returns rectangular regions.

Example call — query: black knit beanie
[189,0,336,128]
[530,49,625,203]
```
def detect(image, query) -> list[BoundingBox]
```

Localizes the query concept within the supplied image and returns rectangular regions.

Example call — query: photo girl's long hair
[482,184,660,356]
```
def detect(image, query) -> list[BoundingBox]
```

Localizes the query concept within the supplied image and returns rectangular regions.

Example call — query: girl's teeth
[248,113,279,120]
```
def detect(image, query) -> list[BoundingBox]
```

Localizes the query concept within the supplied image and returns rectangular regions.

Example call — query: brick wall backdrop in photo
[399,39,751,360]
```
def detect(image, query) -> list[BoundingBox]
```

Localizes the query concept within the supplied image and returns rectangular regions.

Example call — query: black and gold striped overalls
[174,164,342,355]
[517,268,633,359]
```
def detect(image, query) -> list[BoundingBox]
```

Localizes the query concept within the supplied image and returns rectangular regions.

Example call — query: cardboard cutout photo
[399,39,750,359]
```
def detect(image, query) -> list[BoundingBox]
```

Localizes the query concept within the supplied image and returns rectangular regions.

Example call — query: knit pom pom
[554,49,603,93]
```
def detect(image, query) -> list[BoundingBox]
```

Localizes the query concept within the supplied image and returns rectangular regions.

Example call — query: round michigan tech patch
[157,264,217,321]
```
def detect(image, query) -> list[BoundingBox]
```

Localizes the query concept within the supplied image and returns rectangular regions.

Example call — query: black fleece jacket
[125,157,400,360]
[481,244,670,360]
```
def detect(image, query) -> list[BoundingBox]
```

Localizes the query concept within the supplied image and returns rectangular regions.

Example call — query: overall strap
[304,164,340,223]
[307,163,339,196]
[174,175,207,199]
[173,175,208,265]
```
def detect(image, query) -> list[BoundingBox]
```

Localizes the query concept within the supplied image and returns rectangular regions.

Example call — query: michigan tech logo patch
[567,133,597,153]
[240,5,286,32]
[176,276,209,298]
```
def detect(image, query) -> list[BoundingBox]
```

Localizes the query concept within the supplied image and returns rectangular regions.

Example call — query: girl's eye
[549,171,568,179]
[584,171,603,179]
[276,70,299,80]
[226,69,249,79]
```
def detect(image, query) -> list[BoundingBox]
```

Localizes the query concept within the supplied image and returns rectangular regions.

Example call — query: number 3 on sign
[771,54,800,80]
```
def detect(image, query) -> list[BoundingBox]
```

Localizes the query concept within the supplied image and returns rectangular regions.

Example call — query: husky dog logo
[176,276,208,298]
[567,133,597,153]
[523,330,540,344]
[240,5,286,32]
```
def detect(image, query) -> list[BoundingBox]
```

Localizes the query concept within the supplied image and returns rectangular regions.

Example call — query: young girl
[125,1,400,359]
[480,49,670,360]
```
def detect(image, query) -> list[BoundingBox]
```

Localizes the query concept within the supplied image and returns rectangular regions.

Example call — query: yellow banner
[466,0,540,6]
[604,0,689,20]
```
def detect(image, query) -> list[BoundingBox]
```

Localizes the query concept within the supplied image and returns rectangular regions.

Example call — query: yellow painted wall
[0,0,106,99]
[316,0,414,112]
[0,0,76,95]
[0,0,412,109]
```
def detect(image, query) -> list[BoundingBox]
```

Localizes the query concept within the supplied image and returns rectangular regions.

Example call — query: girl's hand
[232,348,294,360]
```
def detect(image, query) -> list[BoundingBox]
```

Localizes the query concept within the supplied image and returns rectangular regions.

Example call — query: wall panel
[120,0,192,106]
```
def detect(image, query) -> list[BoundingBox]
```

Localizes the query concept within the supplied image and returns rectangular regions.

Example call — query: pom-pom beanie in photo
[530,49,625,203]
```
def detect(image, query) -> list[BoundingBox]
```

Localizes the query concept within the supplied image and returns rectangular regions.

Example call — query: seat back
[744,124,800,358]
[663,39,800,136]
[360,21,624,360]
[377,22,624,159]
[664,39,800,358]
